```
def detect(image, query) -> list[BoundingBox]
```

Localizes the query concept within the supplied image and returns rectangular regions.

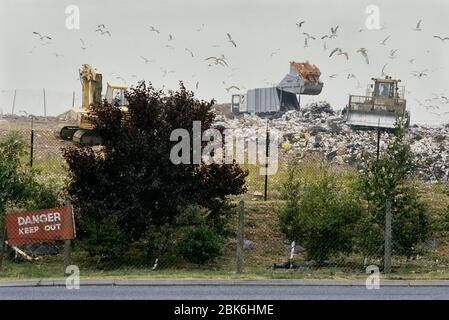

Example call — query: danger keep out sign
[6,206,76,246]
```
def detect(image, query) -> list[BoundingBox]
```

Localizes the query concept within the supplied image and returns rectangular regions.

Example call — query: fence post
[236,199,244,274]
[29,117,34,168]
[384,199,392,274]
[0,223,6,270]
[264,120,269,201]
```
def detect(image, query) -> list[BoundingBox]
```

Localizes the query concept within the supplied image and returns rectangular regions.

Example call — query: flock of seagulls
[26,15,448,114]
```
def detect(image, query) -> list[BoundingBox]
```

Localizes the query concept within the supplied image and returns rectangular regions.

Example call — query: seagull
[80,38,87,50]
[227,33,237,47]
[165,44,175,50]
[96,24,106,29]
[380,35,391,46]
[32,31,52,41]
[434,35,449,42]
[356,48,369,64]
[54,53,64,57]
[97,30,111,36]
[409,58,416,64]
[347,73,361,87]
[296,20,305,31]
[196,24,205,32]
[185,48,194,57]
[303,33,316,48]
[389,49,398,59]
[115,76,127,83]
[168,34,174,41]
[413,19,423,31]
[330,25,339,38]
[149,26,160,34]
[329,48,349,60]
[329,74,338,79]
[205,56,228,67]
[381,63,388,76]
[225,85,240,92]
[411,70,428,78]
[140,56,154,63]
[195,81,199,90]
[160,68,175,77]
[269,49,280,57]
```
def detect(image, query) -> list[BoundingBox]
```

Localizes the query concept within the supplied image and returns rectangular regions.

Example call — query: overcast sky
[0,0,448,125]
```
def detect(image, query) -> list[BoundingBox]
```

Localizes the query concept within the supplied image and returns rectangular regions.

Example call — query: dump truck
[346,76,410,129]
[231,60,323,115]
[60,64,129,145]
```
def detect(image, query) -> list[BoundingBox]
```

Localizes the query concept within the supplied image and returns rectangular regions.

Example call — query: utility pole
[11,89,17,115]
[236,200,244,274]
[72,91,75,108]
[43,88,47,118]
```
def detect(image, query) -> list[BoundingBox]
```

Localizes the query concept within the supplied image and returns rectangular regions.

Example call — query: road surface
[1,285,449,300]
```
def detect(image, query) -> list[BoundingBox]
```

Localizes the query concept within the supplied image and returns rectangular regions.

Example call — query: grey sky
[1,0,448,124]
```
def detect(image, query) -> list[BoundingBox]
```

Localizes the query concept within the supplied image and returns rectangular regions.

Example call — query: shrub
[63,82,247,258]
[279,159,362,262]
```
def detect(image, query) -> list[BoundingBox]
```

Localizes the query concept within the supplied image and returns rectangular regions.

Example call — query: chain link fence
[1,120,449,279]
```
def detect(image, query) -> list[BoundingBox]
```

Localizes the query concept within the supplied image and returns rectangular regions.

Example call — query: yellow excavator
[60,64,128,145]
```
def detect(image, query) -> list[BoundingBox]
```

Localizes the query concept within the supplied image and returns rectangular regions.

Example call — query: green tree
[359,121,429,258]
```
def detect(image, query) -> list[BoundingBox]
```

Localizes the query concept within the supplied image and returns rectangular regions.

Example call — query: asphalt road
[1,285,449,300]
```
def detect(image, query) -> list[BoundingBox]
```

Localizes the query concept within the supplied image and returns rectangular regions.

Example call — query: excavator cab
[346,76,409,129]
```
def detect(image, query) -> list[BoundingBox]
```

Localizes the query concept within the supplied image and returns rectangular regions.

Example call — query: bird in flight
[205,56,228,67]
[225,85,240,92]
[165,45,175,50]
[270,49,280,57]
[388,49,398,59]
[434,35,449,42]
[296,20,305,31]
[356,48,369,64]
[185,48,194,57]
[303,33,316,48]
[168,34,174,41]
[80,38,87,50]
[381,63,388,77]
[380,35,391,46]
[330,25,339,38]
[54,53,64,58]
[329,48,349,60]
[413,19,423,31]
[97,24,106,29]
[196,24,205,32]
[32,31,52,41]
[409,58,416,64]
[227,33,237,47]
[411,70,428,78]
[149,26,160,34]
[140,56,154,63]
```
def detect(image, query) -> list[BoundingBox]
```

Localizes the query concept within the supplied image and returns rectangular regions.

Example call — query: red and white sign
[6,206,76,246]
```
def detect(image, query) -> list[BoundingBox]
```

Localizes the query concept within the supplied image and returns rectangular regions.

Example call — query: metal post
[0,224,6,270]
[376,128,381,161]
[30,117,34,168]
[72,91,75,108]
[43,88,47,118]
[384,199,392,274]
[11,89,17,115]
[236,200,244,274]
[264,120,269,201]
[64,240,72,275]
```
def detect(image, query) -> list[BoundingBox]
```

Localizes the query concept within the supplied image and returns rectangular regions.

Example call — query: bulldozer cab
[346,76,409,129]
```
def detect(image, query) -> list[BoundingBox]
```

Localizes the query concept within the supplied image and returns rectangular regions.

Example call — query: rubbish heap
[214,101,449,181]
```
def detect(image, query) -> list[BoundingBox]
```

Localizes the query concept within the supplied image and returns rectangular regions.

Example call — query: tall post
[11,89,17,115]
[72,91,75,108]
[384,199,392,274]
[236,199,244,274]
[29,117,34,168]
[264,120,269,201]
[376,128,381,161]
[43,88,47,118]
[0,223,6,270]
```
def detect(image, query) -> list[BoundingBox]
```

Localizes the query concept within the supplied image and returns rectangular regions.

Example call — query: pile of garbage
[214,101,449,181]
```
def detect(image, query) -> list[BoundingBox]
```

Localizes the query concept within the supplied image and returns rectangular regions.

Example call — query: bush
[279,159,362,262]
[83,216,129,267]
[63,83,246,259]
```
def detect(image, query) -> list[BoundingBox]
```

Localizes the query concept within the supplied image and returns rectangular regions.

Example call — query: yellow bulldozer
[60,64,129,145]
[346,76,410,129]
